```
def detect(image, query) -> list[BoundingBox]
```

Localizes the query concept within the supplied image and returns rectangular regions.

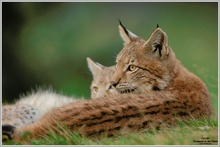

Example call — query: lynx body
[3,22,213,142]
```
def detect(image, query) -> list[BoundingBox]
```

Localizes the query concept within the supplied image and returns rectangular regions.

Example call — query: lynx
[3,21,213,142]
[2,58,116,129]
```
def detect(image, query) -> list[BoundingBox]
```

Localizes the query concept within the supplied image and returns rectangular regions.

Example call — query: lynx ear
[143,28,169,59]
[87,57,104,77]
[118,20,138,45]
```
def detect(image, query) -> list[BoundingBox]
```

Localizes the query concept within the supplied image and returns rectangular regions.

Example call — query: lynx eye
[93,86,98,93]
[127,65,137,71]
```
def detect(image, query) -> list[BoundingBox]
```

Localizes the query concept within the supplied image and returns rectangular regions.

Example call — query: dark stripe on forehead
[117,49,137,64]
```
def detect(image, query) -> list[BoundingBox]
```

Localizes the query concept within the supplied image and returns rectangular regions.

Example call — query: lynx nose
[111,78,121,88]
[111,81,118,88]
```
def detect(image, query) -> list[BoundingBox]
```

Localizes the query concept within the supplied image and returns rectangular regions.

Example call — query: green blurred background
[2,2,218,114]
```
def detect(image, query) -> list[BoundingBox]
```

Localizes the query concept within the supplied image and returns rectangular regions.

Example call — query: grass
[2,3,218,146]
[3,117,218,145]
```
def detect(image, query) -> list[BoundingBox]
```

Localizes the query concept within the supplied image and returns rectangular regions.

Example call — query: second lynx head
[87,57,117,99]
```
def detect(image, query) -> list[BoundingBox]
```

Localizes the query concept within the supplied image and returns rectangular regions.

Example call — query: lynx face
[87,57,118,99]
[111,23,173,94]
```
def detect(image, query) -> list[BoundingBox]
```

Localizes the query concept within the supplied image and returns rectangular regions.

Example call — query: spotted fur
[4,22,213,142]
[2,58,116,129]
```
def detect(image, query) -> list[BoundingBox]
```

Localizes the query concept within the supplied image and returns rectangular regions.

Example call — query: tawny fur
[8,23,213,142]
[2,58,116,128]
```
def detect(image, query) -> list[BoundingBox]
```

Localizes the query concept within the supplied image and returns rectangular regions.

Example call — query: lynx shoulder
[4,22,213,142]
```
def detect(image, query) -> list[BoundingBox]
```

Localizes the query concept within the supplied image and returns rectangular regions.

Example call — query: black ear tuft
[118,19,129,36]
[118,19,122,26]
[2,124,16,141]
[157,23,160,28]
